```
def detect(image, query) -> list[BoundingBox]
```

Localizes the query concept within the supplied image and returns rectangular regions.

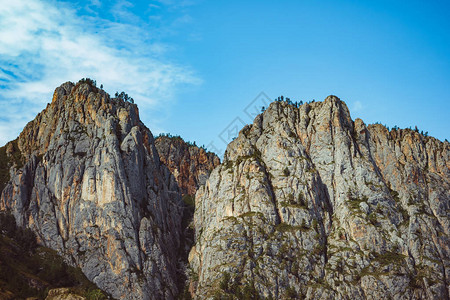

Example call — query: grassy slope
[0,234,106,299]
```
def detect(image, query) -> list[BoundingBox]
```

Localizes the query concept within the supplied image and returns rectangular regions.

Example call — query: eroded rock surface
[190,97,449,299]
[155,136,220,196]
[1,84,448,299]
[1,81,184,299]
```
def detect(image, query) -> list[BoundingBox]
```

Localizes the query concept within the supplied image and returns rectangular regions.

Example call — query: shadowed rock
[155,135,220,197]
[1,81,184,299]
[190,96,449,299]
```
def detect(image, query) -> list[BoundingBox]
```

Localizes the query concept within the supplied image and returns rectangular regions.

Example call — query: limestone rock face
[1,82,184,299]
[155,136,220,196]
[190,97,449,299]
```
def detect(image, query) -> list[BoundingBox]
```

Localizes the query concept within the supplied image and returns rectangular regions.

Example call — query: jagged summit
[18,80,142,160]
[1,84,448,299]
[1,79,184,299]
[190,96,449,299]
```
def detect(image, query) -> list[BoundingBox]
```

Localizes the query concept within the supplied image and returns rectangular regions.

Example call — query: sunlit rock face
[1,84,448,300]
[190,97,449,299]
[1,81,184,299]
[155,135,220,197]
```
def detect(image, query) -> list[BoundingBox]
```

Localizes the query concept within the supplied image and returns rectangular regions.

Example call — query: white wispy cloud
[351,100,364,113]
[0,0,200,146]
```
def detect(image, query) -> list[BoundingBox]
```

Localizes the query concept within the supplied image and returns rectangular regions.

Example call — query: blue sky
[1,0,449,156]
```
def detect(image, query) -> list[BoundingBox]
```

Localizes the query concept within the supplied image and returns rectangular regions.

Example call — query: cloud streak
[351,100,364,113]
[0,0,200,146]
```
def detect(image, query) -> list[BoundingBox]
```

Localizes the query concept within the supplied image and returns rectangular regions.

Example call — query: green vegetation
[219,272,231,292]
[274,222,310,233]
[372,250,406,267]
[346,188,368,212]
[300,219,310,230]
[85,289,107,300]
[75,78,101,94]
[280,192,308,209]
[389,187,400,202]
[114,91,134,104]
[275,223,294,233]
[77,78,137,105]
[0,144,10,195]
[357,249,408,281]
[181,194,196,231]
[274,95,305,108]
[156,133,185,143]
[182,194,195,208]
[0,211,106,299]
[78,77,97,87]
[234,148,262,166]
[239,211,260,218]
[284,286,298,299]
[0,139,24,193]
[214,272,261,300]
[386,187,410,225]
[0,212,37,252]
[0,146,9,193]
[297,192,307,208]
[155,133,210,152]
[367,212,378,226]
[311,219,319,231]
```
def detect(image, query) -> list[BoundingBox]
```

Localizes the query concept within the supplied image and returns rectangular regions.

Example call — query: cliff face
[190,97,449,299]
[1,85,448,300]
[1,82,184,299]
[155,136,220,196]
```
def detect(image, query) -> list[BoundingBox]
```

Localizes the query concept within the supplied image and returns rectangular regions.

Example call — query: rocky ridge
[0,81,185,299]
[154,134,220,297]
[155,135,220,197]
[189,96,449,299]
[1,82,448,300]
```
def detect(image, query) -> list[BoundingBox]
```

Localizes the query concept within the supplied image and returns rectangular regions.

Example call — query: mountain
[1,81,448,300]
[0,80,189,299]
[189,96,449,299]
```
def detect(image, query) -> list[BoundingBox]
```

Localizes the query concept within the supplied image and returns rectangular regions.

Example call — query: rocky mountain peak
[1,83,448,299]
[190,96,449,299]
[224,95,353,163]
[1,79,185,299]
[17,80,142,162]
